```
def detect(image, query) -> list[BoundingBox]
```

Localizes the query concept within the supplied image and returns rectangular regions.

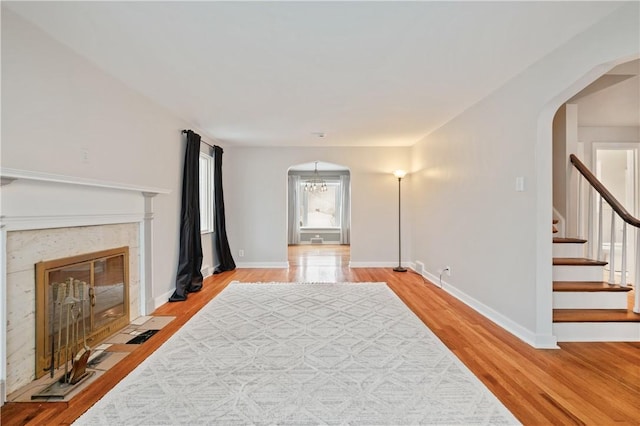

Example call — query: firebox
[34,247,130,379]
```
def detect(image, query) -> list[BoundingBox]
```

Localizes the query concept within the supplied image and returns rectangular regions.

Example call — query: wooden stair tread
[553,258,607,266]
[553,237,587,244]
[553,308,640,323]
[553,281,632,292]
[552,219,559,224]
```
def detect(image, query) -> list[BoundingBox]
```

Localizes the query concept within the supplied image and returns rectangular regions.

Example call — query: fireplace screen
[35,247,130,379]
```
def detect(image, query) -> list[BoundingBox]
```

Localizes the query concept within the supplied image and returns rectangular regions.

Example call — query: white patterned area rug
[74,282,520,425]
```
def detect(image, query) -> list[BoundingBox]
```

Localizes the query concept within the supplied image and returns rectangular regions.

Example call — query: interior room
[1,1,639,424]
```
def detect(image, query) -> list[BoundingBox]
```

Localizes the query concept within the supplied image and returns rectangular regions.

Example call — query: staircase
[552,235,639,341]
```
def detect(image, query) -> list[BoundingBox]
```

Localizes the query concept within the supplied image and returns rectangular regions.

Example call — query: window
[299,180,341,228]
[199,152,214,233]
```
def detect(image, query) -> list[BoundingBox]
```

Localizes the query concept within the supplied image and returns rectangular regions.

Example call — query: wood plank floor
[2,245,639,425]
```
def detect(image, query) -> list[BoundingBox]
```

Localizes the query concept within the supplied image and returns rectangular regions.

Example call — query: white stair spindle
[621,222,627,286]
[577,176,583,239]
[587,185,593,258]
[635,228,640,313]
[597,195,603,261]
[609,212,616,284]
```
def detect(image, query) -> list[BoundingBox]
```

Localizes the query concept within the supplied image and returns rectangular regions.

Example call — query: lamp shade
[393,170,407,179]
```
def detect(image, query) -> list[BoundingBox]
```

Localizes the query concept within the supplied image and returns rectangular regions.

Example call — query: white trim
[553,291,628,309]
[553,322,640,342]
[199,152,215,233]
[0,213,145,231]
[349,261,416,269]
[552,207,565,238]
[415,266,559,349]
[141,193,157,316]
[0,226,7,405]
[155,289,175,310]
[235,261,290,268]
[0,167,171,195]
[201,264,214,278]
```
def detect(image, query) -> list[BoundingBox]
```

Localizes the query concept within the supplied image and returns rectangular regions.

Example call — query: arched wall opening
[536,55,639,346]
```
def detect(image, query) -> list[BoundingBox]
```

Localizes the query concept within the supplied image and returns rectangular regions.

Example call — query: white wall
[552,104,580,236]
[553,105,569,219]
[223,147,411,267]
[1,9,189,305]
[409,3,639,347]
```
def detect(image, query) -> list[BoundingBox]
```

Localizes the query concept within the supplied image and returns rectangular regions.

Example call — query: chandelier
[303,161,328,192]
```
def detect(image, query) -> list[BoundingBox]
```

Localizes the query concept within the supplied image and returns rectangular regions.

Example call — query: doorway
[287,161,351,267]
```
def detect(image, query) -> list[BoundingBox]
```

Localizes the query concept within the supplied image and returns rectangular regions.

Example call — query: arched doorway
[287,161,351,276]
[544,57,640,343]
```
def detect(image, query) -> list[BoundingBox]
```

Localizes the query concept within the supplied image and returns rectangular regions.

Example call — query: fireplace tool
[32,278,95,399]
[67,280,90,384]
[56,280,68,372]
[60,279,79,384]
[44,282,59,378]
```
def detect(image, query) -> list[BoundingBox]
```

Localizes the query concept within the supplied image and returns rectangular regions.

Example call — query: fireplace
[1,168,167,402]
[4,223,141,395]
[35,247,130,379]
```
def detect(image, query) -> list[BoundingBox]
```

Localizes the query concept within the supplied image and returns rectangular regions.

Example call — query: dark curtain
[213,145,236,273]
[169,130,204,302]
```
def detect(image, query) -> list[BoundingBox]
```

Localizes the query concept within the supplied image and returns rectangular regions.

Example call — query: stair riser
[553,265,604,282]
[553,292,629,309]
[552,244,585,258]
[553,322,640,342]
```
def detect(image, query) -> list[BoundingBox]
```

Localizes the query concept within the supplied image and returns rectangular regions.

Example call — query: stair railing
[570,154,640,313]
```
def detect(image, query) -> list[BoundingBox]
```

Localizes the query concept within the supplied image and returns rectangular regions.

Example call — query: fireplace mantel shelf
[0,167,171,195]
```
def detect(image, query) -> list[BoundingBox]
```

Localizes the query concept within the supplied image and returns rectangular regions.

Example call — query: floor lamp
[393,170,407,272]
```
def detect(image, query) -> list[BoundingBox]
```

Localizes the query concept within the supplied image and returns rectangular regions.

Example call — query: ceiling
[5,1,626,147]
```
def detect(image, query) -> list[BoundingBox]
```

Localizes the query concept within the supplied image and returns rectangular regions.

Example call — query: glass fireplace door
[35,247,130,379]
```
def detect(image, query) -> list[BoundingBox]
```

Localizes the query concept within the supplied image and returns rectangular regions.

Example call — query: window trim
[199,151,215,234]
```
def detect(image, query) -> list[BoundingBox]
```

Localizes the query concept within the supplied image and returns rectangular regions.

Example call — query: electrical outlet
[238,249,244,257]
[444,266,451,276]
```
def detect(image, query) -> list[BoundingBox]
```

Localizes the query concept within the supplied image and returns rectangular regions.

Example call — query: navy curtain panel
[169,130,204,302]
[213,145,236,273]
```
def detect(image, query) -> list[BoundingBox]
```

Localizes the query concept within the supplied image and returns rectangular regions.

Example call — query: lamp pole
[393,170,407,272]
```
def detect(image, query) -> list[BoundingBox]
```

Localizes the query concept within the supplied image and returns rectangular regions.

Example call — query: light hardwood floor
[2,245,639,425]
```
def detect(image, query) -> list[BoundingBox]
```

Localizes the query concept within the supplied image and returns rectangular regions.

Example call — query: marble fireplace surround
[0,168,170,402]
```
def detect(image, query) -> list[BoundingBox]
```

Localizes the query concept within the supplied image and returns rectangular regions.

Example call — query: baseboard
[349,261,415,269]
[1,379,5,406]
[235,261,289,269]
[200,264,214,278]
[413,266,558,349]
[154,289,174,310]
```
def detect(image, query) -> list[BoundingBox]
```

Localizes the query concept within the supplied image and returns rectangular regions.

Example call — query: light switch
[515,176,525,192]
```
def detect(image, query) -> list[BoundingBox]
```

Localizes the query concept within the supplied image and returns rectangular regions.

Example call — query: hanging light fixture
[304,161,328,192]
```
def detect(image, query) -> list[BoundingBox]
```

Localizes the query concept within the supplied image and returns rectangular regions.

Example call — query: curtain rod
[182,129,216,149]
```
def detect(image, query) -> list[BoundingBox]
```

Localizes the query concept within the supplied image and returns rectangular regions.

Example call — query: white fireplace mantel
[0,167,171,194]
